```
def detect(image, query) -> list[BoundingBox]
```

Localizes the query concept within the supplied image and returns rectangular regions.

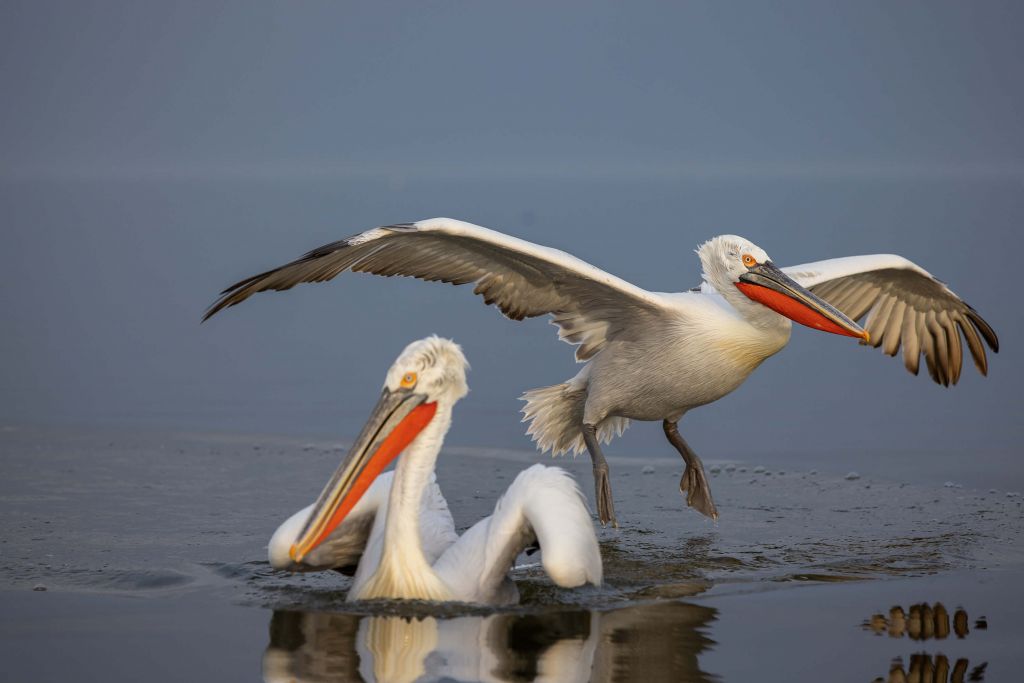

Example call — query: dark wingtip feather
[966,305,999,352]
[201,299,230,323]
[201,231,375,322]
[201,292,241,322]
[202,270,275,322]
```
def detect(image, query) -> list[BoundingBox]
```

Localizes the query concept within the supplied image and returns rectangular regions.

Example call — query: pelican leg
[663,420,718,520]
[582,424,618,528]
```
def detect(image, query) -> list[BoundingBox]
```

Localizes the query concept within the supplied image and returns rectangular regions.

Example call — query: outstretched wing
[205,217,674,361]
[783,255,998,386]
[432,464,601,605]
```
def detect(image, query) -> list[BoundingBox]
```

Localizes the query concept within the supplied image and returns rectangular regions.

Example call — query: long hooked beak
[289,387,437,563]
[737,262,870,342]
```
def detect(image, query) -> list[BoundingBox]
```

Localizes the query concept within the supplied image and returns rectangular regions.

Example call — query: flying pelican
[207,218,999,526]
[268,335,602,605]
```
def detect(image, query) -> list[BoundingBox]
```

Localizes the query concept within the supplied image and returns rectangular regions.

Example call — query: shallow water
[1,426,1022,681]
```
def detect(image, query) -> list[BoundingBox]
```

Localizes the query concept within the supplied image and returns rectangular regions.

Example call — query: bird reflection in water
[874,655,987,683]
[863,603,988,683]
[262,600,716,683]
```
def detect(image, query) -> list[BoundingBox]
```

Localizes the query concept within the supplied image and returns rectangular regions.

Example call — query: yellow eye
[742,254,757,267]
[400,372,417,388]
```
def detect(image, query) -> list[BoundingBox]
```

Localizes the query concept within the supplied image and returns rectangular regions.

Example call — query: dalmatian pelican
[268,335,601,604]
[207,218,999,526]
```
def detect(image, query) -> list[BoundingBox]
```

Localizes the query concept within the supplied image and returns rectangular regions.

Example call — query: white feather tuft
[520,381,629,456]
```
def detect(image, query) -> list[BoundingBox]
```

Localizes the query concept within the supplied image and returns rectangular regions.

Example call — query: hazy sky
[1,2,1021,478]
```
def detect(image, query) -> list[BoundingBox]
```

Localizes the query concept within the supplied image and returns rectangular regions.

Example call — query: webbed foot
[593,461,618,527]
[679,460,718,520]
[664,419,719,520]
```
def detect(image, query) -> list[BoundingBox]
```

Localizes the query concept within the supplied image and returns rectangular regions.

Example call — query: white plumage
[268,471,457,577]
[211,219,998,525]
[430,464,601,604]
[268,336,601,605]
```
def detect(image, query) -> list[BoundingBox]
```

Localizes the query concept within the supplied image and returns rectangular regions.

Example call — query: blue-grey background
[2,2,1021,484]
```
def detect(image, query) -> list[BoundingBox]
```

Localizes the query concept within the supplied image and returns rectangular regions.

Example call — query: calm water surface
[1,427,1021,682]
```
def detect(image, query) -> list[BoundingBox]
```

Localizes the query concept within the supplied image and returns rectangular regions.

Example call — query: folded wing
[205,217,673,361]
[783,255,998,386]
[270,471,457,575]
[432,464,601,605]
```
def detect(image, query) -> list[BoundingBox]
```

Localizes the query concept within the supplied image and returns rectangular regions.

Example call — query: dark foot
[664,419,719,521]
[583,423,618,527]
[679,461,718,520]
[593,462,618,527]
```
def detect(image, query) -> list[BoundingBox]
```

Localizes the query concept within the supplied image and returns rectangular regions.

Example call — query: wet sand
[1,425,1022,682]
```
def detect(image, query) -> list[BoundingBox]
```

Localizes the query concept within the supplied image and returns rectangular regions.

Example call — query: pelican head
[287,336,468,564]
[698,234,773,287]
[383,335,470,406]
[699,235,868,341]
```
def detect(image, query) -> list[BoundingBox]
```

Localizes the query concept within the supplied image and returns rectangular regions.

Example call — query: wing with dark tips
[205,217,674,361]
[784,255,998,386]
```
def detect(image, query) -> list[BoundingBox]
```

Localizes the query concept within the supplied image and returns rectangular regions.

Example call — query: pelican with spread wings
[207,218,998,526]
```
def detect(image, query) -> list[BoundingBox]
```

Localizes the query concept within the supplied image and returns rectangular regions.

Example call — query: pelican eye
[742,254,757,268]
[400,372,418,388]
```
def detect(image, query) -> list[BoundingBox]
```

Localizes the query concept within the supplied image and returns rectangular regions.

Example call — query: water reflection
[863,604,988,682]
[263,601,717,683]
[862,602,977,640]
[873,655,987,683]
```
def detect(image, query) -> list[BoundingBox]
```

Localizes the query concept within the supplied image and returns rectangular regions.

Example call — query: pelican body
[209,218,999,526]
[268,336,601,605]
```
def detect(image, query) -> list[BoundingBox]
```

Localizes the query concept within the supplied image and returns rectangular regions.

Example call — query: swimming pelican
[208,218,999,526]
[268,335,602,605]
